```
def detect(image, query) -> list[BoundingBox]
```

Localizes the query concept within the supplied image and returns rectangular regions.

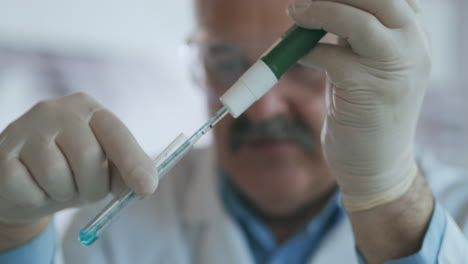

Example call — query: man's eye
[204,44,247,72]
[216,60,245,72]
[205,53,247,74]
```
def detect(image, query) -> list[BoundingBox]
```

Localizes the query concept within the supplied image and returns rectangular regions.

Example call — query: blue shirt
[219,173,344,264]
[0,219,56,264]
[219,172,447,264]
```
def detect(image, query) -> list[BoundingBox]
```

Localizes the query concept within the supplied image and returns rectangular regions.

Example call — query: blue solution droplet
[79,230,98,246]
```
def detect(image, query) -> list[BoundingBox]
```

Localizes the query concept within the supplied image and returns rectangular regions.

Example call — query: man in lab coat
[1,0,467,263]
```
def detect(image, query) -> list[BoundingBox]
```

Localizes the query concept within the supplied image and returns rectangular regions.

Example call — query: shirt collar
[218,169,344,252]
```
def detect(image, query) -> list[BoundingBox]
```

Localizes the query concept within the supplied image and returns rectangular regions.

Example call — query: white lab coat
[59,148,468,263]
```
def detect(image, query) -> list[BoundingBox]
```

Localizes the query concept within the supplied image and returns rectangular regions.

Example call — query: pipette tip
[79,230,98,246]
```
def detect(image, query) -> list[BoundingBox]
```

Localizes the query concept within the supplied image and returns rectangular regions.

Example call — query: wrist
[0,216,51,252]
[348,173,434,263]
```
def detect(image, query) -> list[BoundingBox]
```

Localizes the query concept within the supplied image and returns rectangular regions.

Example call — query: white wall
[0,0,210,155]
[418,0,468,167]
[0,0,195,57]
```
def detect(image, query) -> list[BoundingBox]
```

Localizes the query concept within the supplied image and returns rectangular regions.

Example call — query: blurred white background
[0,0,466,235]
[0,0,208,155]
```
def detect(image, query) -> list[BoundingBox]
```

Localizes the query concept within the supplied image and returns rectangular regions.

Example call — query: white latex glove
[288,0,431,211]
[0,93,158,225]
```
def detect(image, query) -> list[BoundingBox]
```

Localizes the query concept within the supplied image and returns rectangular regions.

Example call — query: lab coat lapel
[180,148,254,264]
[307,215,358,264]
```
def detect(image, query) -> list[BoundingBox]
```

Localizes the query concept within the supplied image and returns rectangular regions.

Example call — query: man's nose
[243,84,289,121]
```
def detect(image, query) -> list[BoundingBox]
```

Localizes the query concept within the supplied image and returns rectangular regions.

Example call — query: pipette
[79,25,326,245]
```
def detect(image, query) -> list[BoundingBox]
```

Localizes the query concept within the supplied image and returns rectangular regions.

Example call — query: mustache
[229,116,316,153]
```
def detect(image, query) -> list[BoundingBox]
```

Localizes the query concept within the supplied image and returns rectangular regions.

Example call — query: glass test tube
[79,133,188,245]
[79,106,229,245]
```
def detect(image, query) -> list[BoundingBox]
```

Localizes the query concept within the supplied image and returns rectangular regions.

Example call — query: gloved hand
[0,93,158,227]
[288,0,431,211]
